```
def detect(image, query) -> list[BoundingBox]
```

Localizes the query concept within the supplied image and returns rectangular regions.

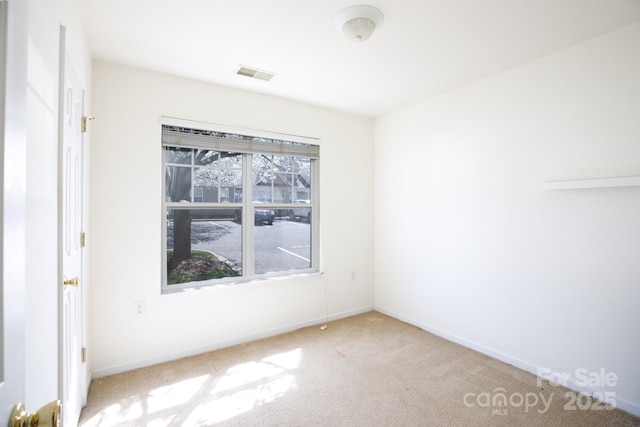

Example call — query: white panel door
[3,1,65,424]
[61,31,85,427]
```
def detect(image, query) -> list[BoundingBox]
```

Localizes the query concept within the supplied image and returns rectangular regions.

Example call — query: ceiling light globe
[335,5,384,42]
[342,17,376,42]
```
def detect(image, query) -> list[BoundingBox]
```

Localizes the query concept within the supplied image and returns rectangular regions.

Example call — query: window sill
[161,270,323,296]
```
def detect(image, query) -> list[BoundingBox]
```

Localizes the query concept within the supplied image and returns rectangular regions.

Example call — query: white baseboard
[83,371,92,407]
[374,306,640,419]
[91,305,373,379]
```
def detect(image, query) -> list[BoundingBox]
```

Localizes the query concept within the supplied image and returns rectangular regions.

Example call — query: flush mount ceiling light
[335,4,384,42]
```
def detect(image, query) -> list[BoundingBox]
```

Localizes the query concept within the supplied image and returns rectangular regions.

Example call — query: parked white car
[289,199,311,222]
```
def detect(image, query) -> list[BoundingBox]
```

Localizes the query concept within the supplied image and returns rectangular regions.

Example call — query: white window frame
[161,117,320,293]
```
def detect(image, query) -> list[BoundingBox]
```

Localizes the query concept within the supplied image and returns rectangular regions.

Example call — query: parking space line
[209,221,229,229]
[277,247,310,262]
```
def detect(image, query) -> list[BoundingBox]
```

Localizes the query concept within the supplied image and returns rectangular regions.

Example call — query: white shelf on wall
[542,176,640,190]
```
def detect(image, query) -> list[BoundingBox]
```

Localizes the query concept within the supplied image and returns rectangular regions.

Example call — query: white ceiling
[81,0,640,117]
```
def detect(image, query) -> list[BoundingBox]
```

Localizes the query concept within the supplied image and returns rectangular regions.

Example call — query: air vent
[236,66,275,82]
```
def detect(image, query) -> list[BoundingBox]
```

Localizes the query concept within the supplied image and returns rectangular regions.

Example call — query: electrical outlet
[133,300,146,318]
[351,271,357,282]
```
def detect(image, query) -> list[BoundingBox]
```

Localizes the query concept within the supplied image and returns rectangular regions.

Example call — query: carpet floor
[79,311,639,426]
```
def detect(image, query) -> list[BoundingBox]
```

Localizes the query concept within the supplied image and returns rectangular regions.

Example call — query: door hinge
[80,232,86,248]
[81,116,94,133]
[81,347,87,363]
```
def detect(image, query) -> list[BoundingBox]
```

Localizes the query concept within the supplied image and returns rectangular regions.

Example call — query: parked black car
[234,207,275,225]
[254,208,275,225]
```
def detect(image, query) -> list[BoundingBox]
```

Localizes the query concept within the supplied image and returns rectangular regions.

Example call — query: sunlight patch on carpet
[186,374,298,424]
[147,375,210,414]
[81,348,303,426]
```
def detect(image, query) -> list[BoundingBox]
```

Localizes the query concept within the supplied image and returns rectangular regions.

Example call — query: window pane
[254,215,311,274]
[194,152,243,202]
[294,156,311,200]
[193,149,218,166]
[253,154,274,202]
[272,156,294,203]
[166,208,242,285]
[252,154,312,203]
[165,165,192,202]
[166,147,191,164]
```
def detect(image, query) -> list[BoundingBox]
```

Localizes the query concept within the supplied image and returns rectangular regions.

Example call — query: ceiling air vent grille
[236,66,275,82]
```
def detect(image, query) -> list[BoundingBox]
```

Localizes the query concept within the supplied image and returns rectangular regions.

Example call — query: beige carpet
[79,312,639,426]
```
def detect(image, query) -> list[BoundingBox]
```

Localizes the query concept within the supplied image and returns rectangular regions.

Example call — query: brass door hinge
[63,277,79,288]
[81,116,94,133]
[81,347,86,363]
[80,232,86,248]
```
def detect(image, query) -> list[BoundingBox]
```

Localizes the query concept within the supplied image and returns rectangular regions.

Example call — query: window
[161,119,320,292]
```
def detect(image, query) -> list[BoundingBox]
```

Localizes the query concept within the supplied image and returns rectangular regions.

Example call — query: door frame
[0,0,28,420]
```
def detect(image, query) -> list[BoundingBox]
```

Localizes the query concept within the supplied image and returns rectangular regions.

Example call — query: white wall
[374,22,640,415]
[89,62,374,376]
